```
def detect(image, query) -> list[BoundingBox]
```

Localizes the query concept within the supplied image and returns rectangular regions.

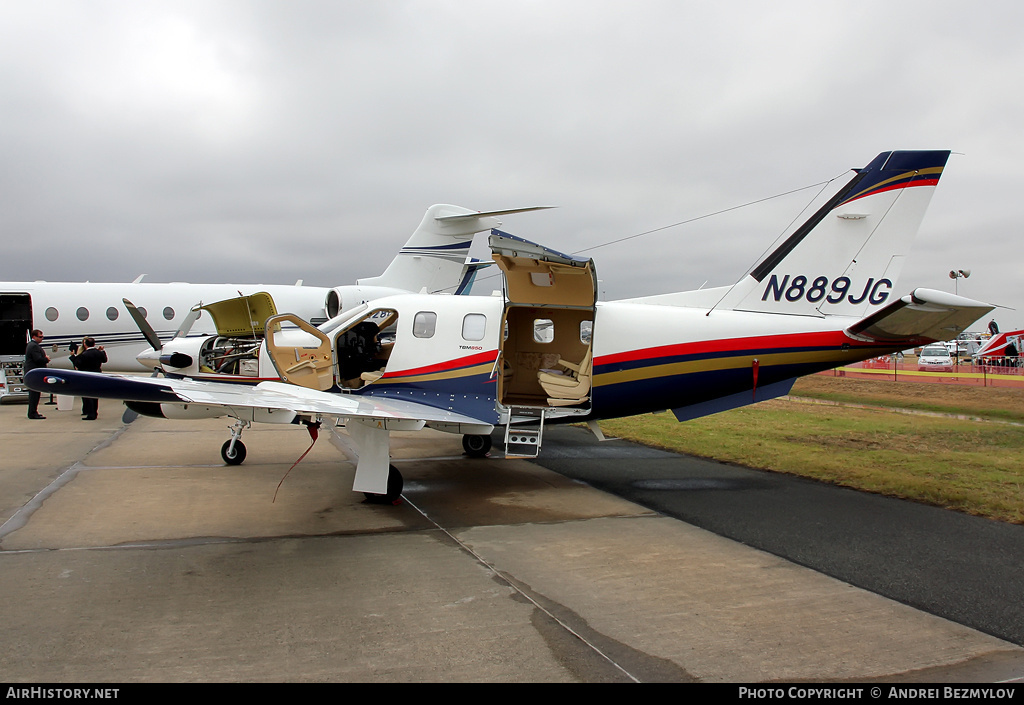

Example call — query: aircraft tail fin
[357,205,553,294]
[975,329,1024,358]
[715,150,952,318]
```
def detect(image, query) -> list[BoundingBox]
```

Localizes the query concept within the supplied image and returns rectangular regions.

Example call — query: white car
[918,344,954,372]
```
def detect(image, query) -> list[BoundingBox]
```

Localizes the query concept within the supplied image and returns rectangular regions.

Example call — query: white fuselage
[0,281,333,372]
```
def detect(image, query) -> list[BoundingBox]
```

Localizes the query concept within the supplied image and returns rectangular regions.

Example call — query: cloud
[1,0,1021,327]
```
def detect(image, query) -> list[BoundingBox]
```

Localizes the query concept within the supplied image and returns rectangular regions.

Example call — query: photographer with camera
[70,336,107,420]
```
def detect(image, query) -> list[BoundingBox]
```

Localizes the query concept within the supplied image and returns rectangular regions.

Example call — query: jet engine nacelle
[325,285,411,319]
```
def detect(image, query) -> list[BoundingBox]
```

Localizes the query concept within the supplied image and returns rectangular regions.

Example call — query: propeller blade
[174,305,203,339]
[123,298,162,351]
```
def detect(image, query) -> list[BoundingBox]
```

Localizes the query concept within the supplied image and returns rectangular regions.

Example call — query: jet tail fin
[358,205,553,294]
[715,151,952,318]
[975,329,1024,358]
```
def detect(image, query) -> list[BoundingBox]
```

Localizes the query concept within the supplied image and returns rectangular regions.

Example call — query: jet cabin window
[106,307,119,321]
[413,311,436,338]
[533,319,554,344]
[580,320,593,344]
[462,314,486,341]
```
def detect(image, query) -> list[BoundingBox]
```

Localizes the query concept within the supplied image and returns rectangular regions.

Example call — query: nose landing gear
[221,419,251,465]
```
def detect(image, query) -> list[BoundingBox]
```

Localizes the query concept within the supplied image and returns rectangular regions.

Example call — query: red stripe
[596,330,861,367]
[843,178,938,205]
[388,349,497,377]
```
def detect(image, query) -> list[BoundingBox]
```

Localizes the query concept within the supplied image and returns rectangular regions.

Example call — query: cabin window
[163,307,175,320]
[76,307,89,321]
[45,307,58,321]
[580,320,593,344]
[462,314,486,341]
[413,311,437,338]
[533,318,554,344]
[138,307,148,319]
[106,307,119,321]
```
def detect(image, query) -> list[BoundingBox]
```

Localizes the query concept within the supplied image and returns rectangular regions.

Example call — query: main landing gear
[215,416,405,505]
[462,433,492,458]
[363,464,404,505]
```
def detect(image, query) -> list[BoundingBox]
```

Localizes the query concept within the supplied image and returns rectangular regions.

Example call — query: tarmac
[2,399,1023,683]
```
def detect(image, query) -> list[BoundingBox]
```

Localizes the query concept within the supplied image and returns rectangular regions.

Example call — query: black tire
[221,439,247,466]
[462,434,492,458]
[363,465,404,504]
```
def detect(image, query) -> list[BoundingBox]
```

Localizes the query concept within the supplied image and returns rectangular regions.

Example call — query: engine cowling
[325,285,410,318]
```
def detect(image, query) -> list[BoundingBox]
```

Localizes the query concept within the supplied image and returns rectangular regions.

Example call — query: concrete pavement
[1,401,1022,682]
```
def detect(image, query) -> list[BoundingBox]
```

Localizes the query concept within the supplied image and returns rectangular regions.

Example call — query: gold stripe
[848,166,944,200]
[594,350,855,387]
[372,362,494,386]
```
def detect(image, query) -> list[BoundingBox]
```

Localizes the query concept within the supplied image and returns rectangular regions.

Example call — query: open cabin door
[489,230,596,411]
[263,314,334,391]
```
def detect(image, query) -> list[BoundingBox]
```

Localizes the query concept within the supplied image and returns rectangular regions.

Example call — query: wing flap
[845,288,994,345]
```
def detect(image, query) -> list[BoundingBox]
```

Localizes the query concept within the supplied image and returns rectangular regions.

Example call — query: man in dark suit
[24,329,49,419]
[70,336,107,420]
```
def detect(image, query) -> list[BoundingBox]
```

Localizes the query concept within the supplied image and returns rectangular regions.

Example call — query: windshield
[922,346,950,357]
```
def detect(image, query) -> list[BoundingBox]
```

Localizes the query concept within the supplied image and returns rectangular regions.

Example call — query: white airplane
[0,205,545,398]
[27,151,995,504]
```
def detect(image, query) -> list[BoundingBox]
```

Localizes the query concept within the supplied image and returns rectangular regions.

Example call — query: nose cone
[136,347,162,370]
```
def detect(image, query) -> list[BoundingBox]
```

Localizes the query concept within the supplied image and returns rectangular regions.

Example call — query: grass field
[598,375,1024,524]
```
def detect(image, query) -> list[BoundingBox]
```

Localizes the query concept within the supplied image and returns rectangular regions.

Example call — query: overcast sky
[3,1,1022,330]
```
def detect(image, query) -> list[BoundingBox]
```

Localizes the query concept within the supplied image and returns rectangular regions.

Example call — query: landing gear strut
[462,433,492,458]
[221,419,250,465]
[363,464,404,504]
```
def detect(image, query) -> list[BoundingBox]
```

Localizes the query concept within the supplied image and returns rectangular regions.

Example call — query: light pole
[948,269,971,369]
[949,268,970,295]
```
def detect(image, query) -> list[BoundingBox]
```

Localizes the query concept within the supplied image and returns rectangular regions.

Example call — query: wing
[844,288,994,345]
[23,368,490,427]
[26,368,495,497]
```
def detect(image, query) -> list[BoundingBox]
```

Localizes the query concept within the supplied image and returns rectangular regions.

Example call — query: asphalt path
[525,425,1024,647]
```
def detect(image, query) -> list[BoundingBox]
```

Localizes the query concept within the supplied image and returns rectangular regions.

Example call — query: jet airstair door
[488,230,597,410]
[489,230,596,309]
[264,314,335,391]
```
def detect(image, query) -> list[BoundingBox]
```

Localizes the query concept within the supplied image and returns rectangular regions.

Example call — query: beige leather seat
[537,349,592,406]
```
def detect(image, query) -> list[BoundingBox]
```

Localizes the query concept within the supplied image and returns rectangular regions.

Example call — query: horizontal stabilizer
[434,206,555,222]
[358,204,552,294]
[845,288,994,345]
